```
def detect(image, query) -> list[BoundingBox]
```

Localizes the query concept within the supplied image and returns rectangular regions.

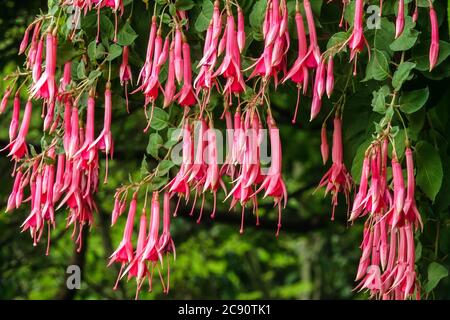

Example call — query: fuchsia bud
[237,6,246,53]
[429,4,440,71]
[164,41,176,108]
[320,125,329,165]
[19,26,31,55]
[0,86,12,114]
[9,93,21,142]
[326,57,335,99]
[174,27,184,84]
[395,0,405,39]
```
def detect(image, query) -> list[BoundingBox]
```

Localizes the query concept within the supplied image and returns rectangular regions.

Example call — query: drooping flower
[317,116,352,220]
[119,46,132,112]
[395,0,405,39]
[108,193,137,281]
[429,3,440,71]
[3,100,33,161]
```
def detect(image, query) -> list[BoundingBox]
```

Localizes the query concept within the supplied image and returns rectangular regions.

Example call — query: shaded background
[0,0,449,300]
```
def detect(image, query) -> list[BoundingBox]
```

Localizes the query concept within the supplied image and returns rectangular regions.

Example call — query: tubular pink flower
[317,117,352,220]
[175,41,197,107]
[320,125,329,165]
[429,4,439,71]
[326,56,335,98]
[0,86,12,114]
[4,100,32,160]
[9,93,21,142]
[141,192,163,264]
[164,41,177,108]
[109,193,137,266]
[395,0,405,39]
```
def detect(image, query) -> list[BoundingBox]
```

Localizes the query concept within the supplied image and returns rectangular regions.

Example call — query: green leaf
[389,16,419,52]
[77,61,86,79]
[194,0,214,33]
[424,262,448,293]
[157,160,175,176]
[249,0,267,41]
[399,87,429,114]
[88,70,102,80]
[175,0,195,10]
[149,176,169,191]
[371,85,391,114]
[140,155,149,178]
[415,141,443,202]
[106,44,123,61]
[117,22,138,46]
[87,41,106,61]
[326,31,349,51]
[392,62,416,91]
[364,49,390,81]
[150,107,170,131]
[147,133,163,158]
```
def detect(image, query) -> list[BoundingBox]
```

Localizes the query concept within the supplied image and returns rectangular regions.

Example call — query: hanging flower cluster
[0,0,443,300]
[350,138,423,300]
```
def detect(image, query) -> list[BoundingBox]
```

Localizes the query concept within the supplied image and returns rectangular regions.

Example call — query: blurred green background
[0,0,449,300]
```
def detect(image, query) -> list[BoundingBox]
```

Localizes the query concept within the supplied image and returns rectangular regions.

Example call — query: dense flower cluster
[0,0,442,299]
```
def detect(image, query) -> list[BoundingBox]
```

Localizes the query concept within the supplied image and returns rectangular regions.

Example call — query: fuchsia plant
[0,0,445,300]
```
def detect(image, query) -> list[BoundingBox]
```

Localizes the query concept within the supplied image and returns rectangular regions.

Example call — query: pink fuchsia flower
[75,93,98,175]
[157,192,176,294]
[9,93,21,142]
[348,0,369,70]
[168,122,193,201]
[3,99,33,161]
[248,0,290,86]
[390,155,405,229]
[108,193,137,271]
[317,117,352,221]
[158,192,176,258]
[175,41,197,107]
[213,12,246,102]
[90,82,114,183]
[310,59,326,121]
[126,207,150,298]
[254,115,287,237]
[395,0,405,39]
[283,6,308,123]
[303,0,321,69]
[141,192,163,264]
[135,16,157,90]
[349,154,370,222]
[31,31,57,102]
[6,170,24,212]
[403,147,423,230]
[119,46,132,112]
[202,122,225,220]
[26,21,41,68]
[164,40,177,108]
[429,3,440,71]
